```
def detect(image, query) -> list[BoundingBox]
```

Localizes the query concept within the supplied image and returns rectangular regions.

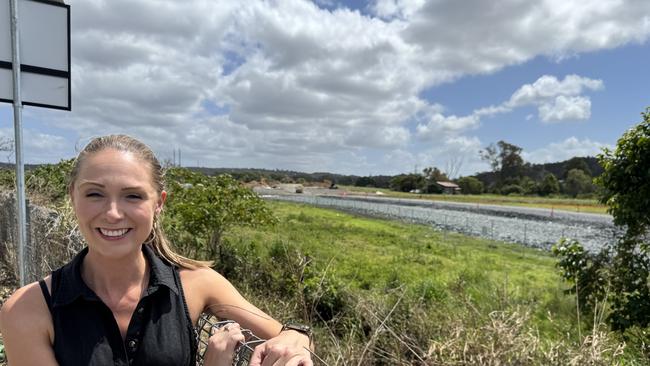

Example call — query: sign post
[9,0,27,287]
[1,0,70,286]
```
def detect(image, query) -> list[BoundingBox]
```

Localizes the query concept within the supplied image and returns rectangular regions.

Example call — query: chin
[89,239,144,259]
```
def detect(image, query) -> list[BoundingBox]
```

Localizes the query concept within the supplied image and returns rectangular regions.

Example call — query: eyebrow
[78,181,145,191]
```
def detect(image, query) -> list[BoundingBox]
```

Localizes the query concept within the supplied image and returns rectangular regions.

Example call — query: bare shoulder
[1,278,51,328]
[179,266,280,338]
[179,266,236,301]
[0,278,58,365]
[179,266,239,323]
[179,267,225,286]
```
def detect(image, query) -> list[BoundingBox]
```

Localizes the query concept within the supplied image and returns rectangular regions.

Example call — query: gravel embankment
[258,189,620,252]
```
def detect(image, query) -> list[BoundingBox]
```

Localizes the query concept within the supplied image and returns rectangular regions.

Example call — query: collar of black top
[52,244,179,308]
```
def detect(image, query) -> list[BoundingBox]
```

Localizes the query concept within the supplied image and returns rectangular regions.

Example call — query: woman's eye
[127,194,142,200]
[85,192,102,198]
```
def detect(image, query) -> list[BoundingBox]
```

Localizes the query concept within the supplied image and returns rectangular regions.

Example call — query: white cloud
[414,136,485,177]
[508,74,603,107]
[416,73,602,143]
[0,128,69,163]
[523,137,611,164]
[380,149,416,174]
[502,74,604,122]
[416,113,479,139]
[538,95,592,122]
[19,0,649,175]
[399,0,650,76]
[372,0,426,19]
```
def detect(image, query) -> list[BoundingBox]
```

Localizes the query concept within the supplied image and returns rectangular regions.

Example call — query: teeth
[99,228,129,237]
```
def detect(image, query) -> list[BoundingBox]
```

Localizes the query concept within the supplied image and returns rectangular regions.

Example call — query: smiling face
[70,148,166,259]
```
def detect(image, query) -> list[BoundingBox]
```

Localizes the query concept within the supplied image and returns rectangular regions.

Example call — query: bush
[389,174,423,192]
[355,176,376,187]
[501,184,525,195]
[456,176,484,194]
[563,168,595,197]
[552,239,611,317]
[539,173,560,196]
[0,169,14,190]
[554,107,650,333]
[162,168,277,260]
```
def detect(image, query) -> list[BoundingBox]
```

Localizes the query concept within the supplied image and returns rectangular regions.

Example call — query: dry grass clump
[301,292,630,366]
[426,309,539,365]
[0,191,83,284]
[425,308,626,366]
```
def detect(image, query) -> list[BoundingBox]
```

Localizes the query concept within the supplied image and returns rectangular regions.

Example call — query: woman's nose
[105,200,124,221]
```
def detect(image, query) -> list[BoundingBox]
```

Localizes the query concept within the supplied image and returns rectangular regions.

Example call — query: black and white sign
[0,0,70,110]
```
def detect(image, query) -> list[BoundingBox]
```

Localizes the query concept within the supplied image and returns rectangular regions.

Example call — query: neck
[82,247,149,297]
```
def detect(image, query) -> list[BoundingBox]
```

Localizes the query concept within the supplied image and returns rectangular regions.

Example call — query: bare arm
[0,281,59,366]
[182,267,282,338]
[181,267,312,365]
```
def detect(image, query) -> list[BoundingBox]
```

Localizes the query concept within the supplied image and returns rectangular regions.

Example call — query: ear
[156,191,167,214]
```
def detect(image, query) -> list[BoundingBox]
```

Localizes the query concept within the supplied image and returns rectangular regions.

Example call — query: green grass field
[338,185,608,214]
[226,201,577,337]
[221,201,644,363]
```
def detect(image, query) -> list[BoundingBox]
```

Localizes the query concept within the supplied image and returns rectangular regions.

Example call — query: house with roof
[435,181,461,194]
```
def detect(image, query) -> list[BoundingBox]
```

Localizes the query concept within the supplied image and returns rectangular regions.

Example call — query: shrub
[163,168,277,260]
[501,184,525,196]
[0,169,14,190]
[554,107,650,332]
[552,238,611,317]
[539,173,560,196]
[456,176,484,195]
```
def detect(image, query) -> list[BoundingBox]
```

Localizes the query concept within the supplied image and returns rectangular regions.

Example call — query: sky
[1,0,649,177]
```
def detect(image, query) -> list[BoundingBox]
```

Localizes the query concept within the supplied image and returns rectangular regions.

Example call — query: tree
[563,168,594,197]
[0,137,12,151]
[554,107,650,332]
[0,137,13,162]
[501,184,525,195]
[598,108,650,238]
[456,176,483,194]
[444,156,464,180]
[538,173,560,196]
[598,107,650,330]
[421,167,449,193]
[520,176,539,195]
[422,167,449,182]
[163,168,277,260]
[355,176,376,187]
[479,140,525,183]
[389,174,423,192]
[479,143,500,172]
[564,157,592,177]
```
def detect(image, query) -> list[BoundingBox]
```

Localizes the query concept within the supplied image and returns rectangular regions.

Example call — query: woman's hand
[249,330,313,366]
[203,322,246,366]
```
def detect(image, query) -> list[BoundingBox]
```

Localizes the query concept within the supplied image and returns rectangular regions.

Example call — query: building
[435,181,461,194]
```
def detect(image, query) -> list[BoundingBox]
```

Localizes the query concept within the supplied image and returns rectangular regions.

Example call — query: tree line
[0,135,602,198]
[365,152,602,197]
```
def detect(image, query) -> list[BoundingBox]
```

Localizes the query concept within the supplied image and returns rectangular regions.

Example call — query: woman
[0,135,313,365]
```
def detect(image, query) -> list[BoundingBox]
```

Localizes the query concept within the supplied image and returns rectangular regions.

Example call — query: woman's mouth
[97,228,132,240]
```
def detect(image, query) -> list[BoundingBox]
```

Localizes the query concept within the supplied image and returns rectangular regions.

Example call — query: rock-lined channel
[261,193,621,252]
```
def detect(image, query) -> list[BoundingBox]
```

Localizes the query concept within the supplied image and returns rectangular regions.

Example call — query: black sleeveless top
[39,245,198,366]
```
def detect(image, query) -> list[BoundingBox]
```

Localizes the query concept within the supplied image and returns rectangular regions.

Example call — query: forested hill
[0,156,601,187]
[474,156,603,187]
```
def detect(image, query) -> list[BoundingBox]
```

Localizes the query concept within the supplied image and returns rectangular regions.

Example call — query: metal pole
[10,0,28,286]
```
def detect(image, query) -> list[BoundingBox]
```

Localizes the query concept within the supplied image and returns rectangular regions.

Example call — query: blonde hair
[69,134,212,269]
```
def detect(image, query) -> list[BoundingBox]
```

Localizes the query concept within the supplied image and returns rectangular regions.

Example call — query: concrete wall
[0,191,83,284]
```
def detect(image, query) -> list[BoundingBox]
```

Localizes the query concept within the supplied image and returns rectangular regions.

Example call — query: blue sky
[1,0,649,177]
